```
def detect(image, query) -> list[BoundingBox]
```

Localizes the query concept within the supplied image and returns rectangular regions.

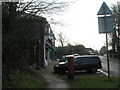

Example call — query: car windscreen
[61,56,67,60]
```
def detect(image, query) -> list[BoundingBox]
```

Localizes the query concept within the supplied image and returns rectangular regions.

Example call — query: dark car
[54,55,102,73]
[72,53,80,56]
[59,54,80,62]
[59,56,67,62]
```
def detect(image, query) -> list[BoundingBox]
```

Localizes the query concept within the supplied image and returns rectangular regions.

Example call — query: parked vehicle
[72,53,80,56]
[59,54,80,62]
[54,55,102,73]
[59,56,67,62]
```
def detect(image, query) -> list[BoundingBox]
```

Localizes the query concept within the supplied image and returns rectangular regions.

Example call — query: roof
[75,55,99,58]
[18,13,49,41]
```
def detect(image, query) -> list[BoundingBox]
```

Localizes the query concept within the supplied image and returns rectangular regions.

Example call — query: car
[59,54,80,62]
[72,53,80,56]
[59,56,67,62]
[54,55,102,73]
[54,61,67,73]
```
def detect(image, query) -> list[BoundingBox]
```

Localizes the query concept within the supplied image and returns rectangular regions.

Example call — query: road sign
[97,2,112,15]
[97,2,113,33]
[97,2,113,80]
[98,16,113,33]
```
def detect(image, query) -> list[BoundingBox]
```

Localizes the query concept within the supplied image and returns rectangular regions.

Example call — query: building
[20,15,55,67]
[86,48,95,55]
[44,22,56,66]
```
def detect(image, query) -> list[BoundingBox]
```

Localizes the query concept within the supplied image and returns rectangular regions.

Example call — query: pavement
[38,60,69,89]
[38,60,108,89]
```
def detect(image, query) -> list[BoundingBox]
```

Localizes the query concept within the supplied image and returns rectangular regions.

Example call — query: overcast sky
[49,0,118,50]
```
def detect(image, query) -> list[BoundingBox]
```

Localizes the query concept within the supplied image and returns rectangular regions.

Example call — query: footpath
[38,60,69,88]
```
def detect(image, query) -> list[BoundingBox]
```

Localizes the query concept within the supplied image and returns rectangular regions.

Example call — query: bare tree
[14,0,74,17]
[110,2,120,52]
[2,0,75,19]
[57,31,68,47]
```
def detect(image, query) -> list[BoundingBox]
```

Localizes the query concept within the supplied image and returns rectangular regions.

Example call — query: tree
[110,2,120,52]
[22,0,69,14]
[56,31,68,47]
[2,0,74,78]
[73,44,86,55]
[109,2,120,58]
[4,0,72,18]
[55,43,88,58]
[2,0,78,87]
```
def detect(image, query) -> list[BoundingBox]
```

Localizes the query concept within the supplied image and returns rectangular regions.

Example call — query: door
[79,57,91,70]
[36,46,40,66]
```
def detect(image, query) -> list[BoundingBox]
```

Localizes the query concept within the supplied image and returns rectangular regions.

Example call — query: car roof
[72,53,80,56]
[75,55,99,58]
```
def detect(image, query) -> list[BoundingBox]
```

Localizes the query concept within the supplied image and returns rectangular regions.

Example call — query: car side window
[92,57,99,63]
[80,57,90,64]
[80,57,100,64]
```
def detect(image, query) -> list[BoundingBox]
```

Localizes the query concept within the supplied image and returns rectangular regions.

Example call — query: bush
[2,67,48,88]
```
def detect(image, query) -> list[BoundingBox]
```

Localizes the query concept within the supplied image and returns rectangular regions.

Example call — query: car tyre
[62,70,66,74]
[90,67,97,73]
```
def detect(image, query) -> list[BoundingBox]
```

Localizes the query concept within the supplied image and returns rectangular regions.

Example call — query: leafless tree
[15,0,76,17]
[57,31,68,47]
[110,2,120,52]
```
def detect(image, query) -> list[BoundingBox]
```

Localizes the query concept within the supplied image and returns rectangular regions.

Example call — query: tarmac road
[99,56,120,78]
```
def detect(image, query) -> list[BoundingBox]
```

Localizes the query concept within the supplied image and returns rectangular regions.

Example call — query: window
[80,57,99,64]
[80,57,90,64]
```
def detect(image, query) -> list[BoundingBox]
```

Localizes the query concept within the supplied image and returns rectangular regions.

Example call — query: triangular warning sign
[97,2,112,15]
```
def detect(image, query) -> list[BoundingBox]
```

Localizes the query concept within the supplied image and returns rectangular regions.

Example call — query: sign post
[97,2,113,80]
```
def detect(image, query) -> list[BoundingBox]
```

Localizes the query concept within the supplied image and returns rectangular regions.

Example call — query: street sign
[98,16,113,33]
[97,2,112,15]
[97,2,113,33]
[97,2,113,80]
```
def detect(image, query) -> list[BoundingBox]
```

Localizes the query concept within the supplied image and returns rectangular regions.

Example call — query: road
[99,56,120,78]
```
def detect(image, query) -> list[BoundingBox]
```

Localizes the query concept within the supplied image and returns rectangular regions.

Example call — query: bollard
[67,55,74,79]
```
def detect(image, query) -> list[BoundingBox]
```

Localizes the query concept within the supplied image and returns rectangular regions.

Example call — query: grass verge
[3,67,48,88]
[66,75,119,88]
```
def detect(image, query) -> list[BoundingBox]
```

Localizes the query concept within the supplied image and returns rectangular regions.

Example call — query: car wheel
[54,70,58,73]
[90,67,97,73]
[62,70,66,74]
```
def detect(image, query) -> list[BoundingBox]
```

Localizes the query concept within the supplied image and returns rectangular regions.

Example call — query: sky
[49,0,118,51]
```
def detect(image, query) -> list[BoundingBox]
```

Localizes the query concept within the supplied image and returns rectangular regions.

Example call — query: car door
[79,57,90,70]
